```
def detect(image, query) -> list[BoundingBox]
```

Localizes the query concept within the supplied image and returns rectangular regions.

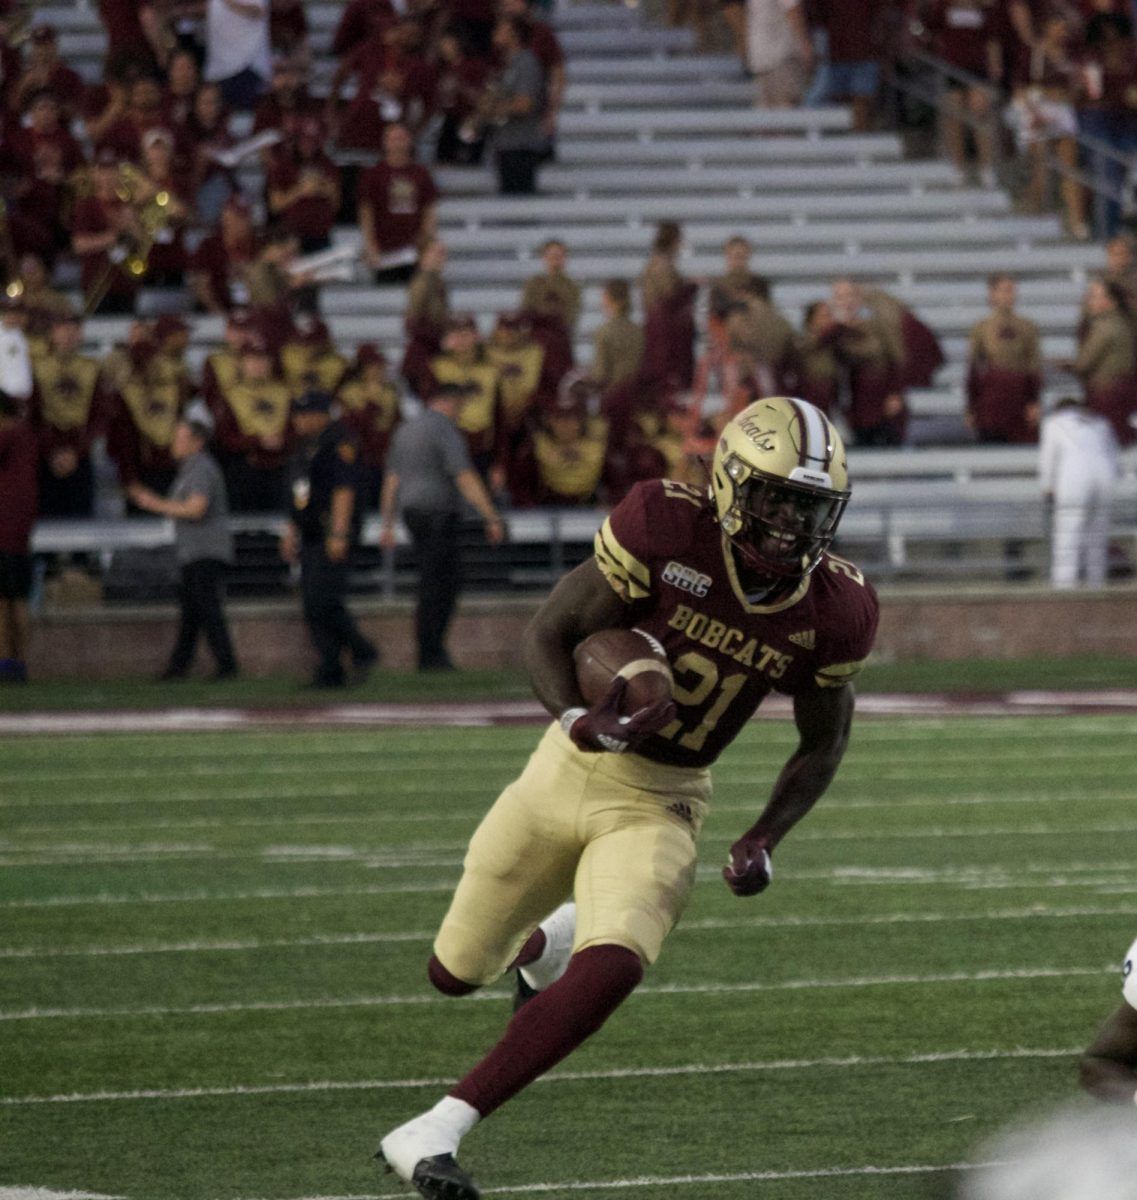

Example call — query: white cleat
[519,901,577,993]
[377,1099,480,1200]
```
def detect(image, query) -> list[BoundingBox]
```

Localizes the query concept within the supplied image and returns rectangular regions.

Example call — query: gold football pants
[434,723,712,986]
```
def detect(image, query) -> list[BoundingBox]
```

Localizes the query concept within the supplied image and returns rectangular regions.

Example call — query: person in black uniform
[280,390,378,687]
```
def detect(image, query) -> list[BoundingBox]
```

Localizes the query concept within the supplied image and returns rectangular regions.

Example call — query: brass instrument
[82,164,176,315]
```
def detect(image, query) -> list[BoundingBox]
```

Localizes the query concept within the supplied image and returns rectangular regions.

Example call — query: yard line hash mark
[0,1047,1077,1105]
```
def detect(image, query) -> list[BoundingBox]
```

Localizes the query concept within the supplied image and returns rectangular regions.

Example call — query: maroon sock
[428,954,480,997]
[450,944,643,1117]
[509,927,546,971]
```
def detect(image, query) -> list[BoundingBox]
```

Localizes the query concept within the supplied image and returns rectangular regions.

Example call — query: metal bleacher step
[433,190,1014,225]
[548,135,904,165]
[429,160,964,198]
[344,217,1066,256]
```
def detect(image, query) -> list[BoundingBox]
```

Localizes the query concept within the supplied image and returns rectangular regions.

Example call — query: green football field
[2,712,1134,1200]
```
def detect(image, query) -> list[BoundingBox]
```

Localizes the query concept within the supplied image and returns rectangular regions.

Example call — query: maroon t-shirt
[927,1,1005,77]
[251,88,324,136]
[814,0,880,62]
[98,0,156,64]
[358,162,438,251]
[595,479,879,768]
[528,20,564,73]
[331,0,398,58]
[0,422,38,555]
[71,194,139,299]
[267,151,340,240]
[435,57,492,118]
[189,232,259,310]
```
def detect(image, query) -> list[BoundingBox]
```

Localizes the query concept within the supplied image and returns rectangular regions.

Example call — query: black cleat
[513,969,540,1013]
[375,1149,480,1200]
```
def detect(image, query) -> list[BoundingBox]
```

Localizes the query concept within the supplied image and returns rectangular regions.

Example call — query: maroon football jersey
[594,479,878,768]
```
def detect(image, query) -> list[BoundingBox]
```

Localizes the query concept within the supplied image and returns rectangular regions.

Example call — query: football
[573,628,673,714]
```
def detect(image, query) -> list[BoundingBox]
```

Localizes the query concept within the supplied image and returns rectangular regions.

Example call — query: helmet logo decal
[737,413,777,451]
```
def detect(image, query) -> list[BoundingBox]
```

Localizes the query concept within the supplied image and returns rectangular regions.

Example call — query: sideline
[2,690,1137,735]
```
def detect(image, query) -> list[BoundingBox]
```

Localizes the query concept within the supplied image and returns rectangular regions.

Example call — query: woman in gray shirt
[128,408,239,680]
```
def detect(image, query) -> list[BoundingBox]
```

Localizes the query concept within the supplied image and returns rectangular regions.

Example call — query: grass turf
[3,653,1137,710]
[1,714,1134,1199]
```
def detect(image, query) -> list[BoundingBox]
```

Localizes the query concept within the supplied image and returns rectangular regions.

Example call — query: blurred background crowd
[0,0,1135,525]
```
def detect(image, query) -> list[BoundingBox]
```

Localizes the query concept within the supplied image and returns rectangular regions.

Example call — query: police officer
[280,390,378,687]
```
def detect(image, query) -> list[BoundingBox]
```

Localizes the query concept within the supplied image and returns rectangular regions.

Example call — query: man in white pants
[1039,396,1119,589]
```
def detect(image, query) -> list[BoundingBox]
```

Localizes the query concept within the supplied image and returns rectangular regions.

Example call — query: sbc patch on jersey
[1123,936,1137,1008]
[662,560,712,597]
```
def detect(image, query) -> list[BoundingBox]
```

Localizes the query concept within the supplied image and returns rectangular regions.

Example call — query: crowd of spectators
[0,0,1134,535]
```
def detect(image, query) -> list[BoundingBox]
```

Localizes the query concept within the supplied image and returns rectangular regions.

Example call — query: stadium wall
[28,587,1137,679]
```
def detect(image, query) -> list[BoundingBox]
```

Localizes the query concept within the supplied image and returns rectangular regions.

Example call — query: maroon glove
[561,676,676,754]
[723,830,773,897]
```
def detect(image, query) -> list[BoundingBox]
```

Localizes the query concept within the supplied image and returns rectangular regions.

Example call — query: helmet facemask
[719,455,848,584]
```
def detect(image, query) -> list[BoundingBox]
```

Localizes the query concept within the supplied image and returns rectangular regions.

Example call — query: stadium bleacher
[22,0,1126,590]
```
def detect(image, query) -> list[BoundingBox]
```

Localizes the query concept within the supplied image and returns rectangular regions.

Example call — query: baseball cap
[355,343,387,368]
[31,24,58,44]
[447,313,478,333]
[240,332,271,356]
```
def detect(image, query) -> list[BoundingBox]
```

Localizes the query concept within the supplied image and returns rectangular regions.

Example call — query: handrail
[887,47,1131,239]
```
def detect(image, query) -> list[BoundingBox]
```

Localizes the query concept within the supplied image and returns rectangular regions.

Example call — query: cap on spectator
[153,313,189,341]
[95,146,121,168]
[553,370,598,416]
[240,331,271,357]
[355,343,387,368]
[182,400,215,437]
[142,127,175,151]
[447,313,478,333]
[31,24,58,44]
[293,389,333,414]
[495,312,526,332]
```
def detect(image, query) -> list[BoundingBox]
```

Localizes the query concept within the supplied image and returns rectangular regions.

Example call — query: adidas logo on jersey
[662,560,712,598]
[788,630,816,650]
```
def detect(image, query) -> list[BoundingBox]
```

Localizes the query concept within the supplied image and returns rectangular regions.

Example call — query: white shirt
[204,0,271,83]
[1038,406,1119,500]
[746,0,800,74]
[1124,936,1137,1009]
[0,324,33,400]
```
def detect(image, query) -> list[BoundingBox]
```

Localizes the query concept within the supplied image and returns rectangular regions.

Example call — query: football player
[1079,934,1137,1102]
[377,396,879,1200]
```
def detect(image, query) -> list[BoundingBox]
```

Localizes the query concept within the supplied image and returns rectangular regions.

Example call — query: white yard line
[6,781,1137,813]
[2,691,1136,739]
[5,751,1136,789]
[342,1161,1003,1200]
[0,1191,122,1199]
[3,820,1136,865]
[0,1046,1078,1105]
[0,966,1106,1024]
[3,861,1132,910]
[1,904,1132,962]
